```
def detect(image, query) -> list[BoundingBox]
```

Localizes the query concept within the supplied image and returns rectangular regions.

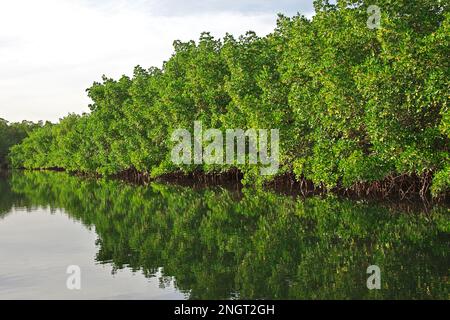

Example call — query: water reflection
[0,171,448,299]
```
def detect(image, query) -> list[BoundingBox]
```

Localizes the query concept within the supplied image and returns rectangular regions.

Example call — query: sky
[0,0,315,123]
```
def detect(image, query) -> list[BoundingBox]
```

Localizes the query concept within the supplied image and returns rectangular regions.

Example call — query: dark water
[0,171,448,300]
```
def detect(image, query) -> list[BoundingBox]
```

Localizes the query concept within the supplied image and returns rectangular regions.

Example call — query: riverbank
[102,167,450,202]
[5,167,448,203]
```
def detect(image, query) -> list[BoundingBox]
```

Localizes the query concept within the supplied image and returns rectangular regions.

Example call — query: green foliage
[8,1,450,196]
[0,119,42,168]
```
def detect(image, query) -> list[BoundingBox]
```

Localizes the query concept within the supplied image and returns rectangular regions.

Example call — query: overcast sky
[0,0,315,123]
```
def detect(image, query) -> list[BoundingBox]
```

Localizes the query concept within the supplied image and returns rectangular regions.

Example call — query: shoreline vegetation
[2,1,450,200]
[2,167,447,204]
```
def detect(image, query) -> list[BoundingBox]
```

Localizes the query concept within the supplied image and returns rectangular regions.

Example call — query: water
[0,171,448,300]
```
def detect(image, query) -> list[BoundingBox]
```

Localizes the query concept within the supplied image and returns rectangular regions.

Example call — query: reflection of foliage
[0,172,30,217]
[7,171,450,299]
[0,174,15,217]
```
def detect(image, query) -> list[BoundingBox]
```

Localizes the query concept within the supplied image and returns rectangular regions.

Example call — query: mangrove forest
[3,0,450,199]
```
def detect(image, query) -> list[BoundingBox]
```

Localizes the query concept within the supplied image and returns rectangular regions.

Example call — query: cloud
[84,0,314,16]
[0,0,315,122]
[149,0,313,16]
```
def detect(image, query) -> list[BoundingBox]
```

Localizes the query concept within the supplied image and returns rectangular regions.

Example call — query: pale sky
[0,0,315,123]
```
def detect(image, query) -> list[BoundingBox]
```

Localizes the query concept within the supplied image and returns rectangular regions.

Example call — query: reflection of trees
[0,171,30,217]
[7,171,450,299]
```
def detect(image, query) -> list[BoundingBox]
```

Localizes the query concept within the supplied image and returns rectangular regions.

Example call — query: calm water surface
[0,171,448,299]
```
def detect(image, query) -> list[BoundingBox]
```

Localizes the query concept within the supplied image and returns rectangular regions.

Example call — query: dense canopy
[5,0,450,196]
[0,119,42,169]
